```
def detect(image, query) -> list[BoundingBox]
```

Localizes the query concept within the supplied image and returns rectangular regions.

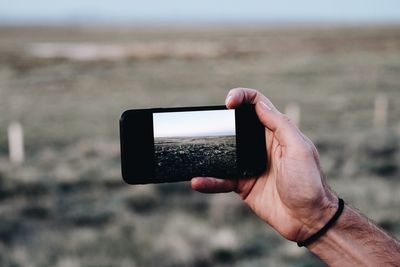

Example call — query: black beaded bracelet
[297,198,345,247]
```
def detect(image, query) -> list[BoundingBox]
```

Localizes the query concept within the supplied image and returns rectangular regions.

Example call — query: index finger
[226,88,279,112]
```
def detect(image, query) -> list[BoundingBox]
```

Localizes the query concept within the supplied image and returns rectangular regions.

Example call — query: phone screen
[152,109,237,179]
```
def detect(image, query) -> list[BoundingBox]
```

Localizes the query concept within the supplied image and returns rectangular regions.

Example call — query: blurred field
[0,25,400,267]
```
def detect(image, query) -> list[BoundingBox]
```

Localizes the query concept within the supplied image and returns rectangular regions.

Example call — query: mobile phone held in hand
[120,104,267,184]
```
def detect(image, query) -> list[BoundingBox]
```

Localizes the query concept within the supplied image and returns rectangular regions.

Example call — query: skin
[191,88,400,266]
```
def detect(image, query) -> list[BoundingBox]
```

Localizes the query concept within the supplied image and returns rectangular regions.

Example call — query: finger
[226,88,279,112]
[191,177,237,193]
[256,101,303,147]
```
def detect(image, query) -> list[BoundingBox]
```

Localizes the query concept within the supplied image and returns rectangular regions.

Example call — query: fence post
[8,122,24,164]
[284,102,301,127]
[374,94,388,129]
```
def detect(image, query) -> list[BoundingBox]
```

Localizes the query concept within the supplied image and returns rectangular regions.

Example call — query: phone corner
[119,110,131,125]
[121,172,136,185]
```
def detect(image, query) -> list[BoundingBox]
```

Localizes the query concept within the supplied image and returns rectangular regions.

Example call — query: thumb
[255,101,303,147]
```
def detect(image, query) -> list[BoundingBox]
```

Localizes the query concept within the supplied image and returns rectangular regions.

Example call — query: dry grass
[0,25,399,267]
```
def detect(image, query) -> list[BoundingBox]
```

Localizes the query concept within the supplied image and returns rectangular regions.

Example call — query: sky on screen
[1,0,400,24]
[153,110,235,138]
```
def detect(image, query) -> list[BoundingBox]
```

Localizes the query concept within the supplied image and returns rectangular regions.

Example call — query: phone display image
[153,109,237,179]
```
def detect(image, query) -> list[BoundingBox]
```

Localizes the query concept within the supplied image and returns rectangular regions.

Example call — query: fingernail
[260,101,272,111]
[225,95,232,106]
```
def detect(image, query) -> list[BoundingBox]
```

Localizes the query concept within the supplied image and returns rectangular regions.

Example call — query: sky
[1,0,400,24]
[153,110,235,138]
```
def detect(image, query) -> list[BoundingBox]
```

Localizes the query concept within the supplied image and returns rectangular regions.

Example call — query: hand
[191,88,337,242]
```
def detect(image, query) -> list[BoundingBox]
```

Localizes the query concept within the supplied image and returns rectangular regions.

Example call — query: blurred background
[0,1,400,266]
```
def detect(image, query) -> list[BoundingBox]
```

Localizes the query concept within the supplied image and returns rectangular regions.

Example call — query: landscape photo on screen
[153,109,237,179]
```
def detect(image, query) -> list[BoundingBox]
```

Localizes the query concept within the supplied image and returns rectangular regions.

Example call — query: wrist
[306,206,368,266]
[296,190,338,243]
[306,206,400,266]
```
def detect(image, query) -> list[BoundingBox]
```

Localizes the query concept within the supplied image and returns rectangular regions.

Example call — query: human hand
[191,88,337,242]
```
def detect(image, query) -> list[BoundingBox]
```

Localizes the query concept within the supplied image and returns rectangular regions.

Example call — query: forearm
[307,204,400,266]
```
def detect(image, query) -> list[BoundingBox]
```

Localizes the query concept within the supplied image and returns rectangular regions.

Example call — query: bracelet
[297,198,345,247]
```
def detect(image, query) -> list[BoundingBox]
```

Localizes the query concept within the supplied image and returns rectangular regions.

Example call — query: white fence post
[374,94,388,129]
[8,122,24,164]
[284,102,301,127]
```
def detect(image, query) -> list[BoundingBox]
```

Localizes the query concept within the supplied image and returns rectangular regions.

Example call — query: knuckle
[300,143,314,157]
[228,88,237,95]
[311,143,319,156]
[243,89,257,103]
[304,136,319,156]
[248,88,259,94]
[280,114,292,124]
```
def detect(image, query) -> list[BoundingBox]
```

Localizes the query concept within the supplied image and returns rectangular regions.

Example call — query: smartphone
[120,104,266,184]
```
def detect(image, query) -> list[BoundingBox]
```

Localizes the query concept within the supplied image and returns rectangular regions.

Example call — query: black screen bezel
[120,105,266,184]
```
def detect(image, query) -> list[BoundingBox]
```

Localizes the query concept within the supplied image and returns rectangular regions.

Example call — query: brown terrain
[154,135,236,180]
[0,25,399,266]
